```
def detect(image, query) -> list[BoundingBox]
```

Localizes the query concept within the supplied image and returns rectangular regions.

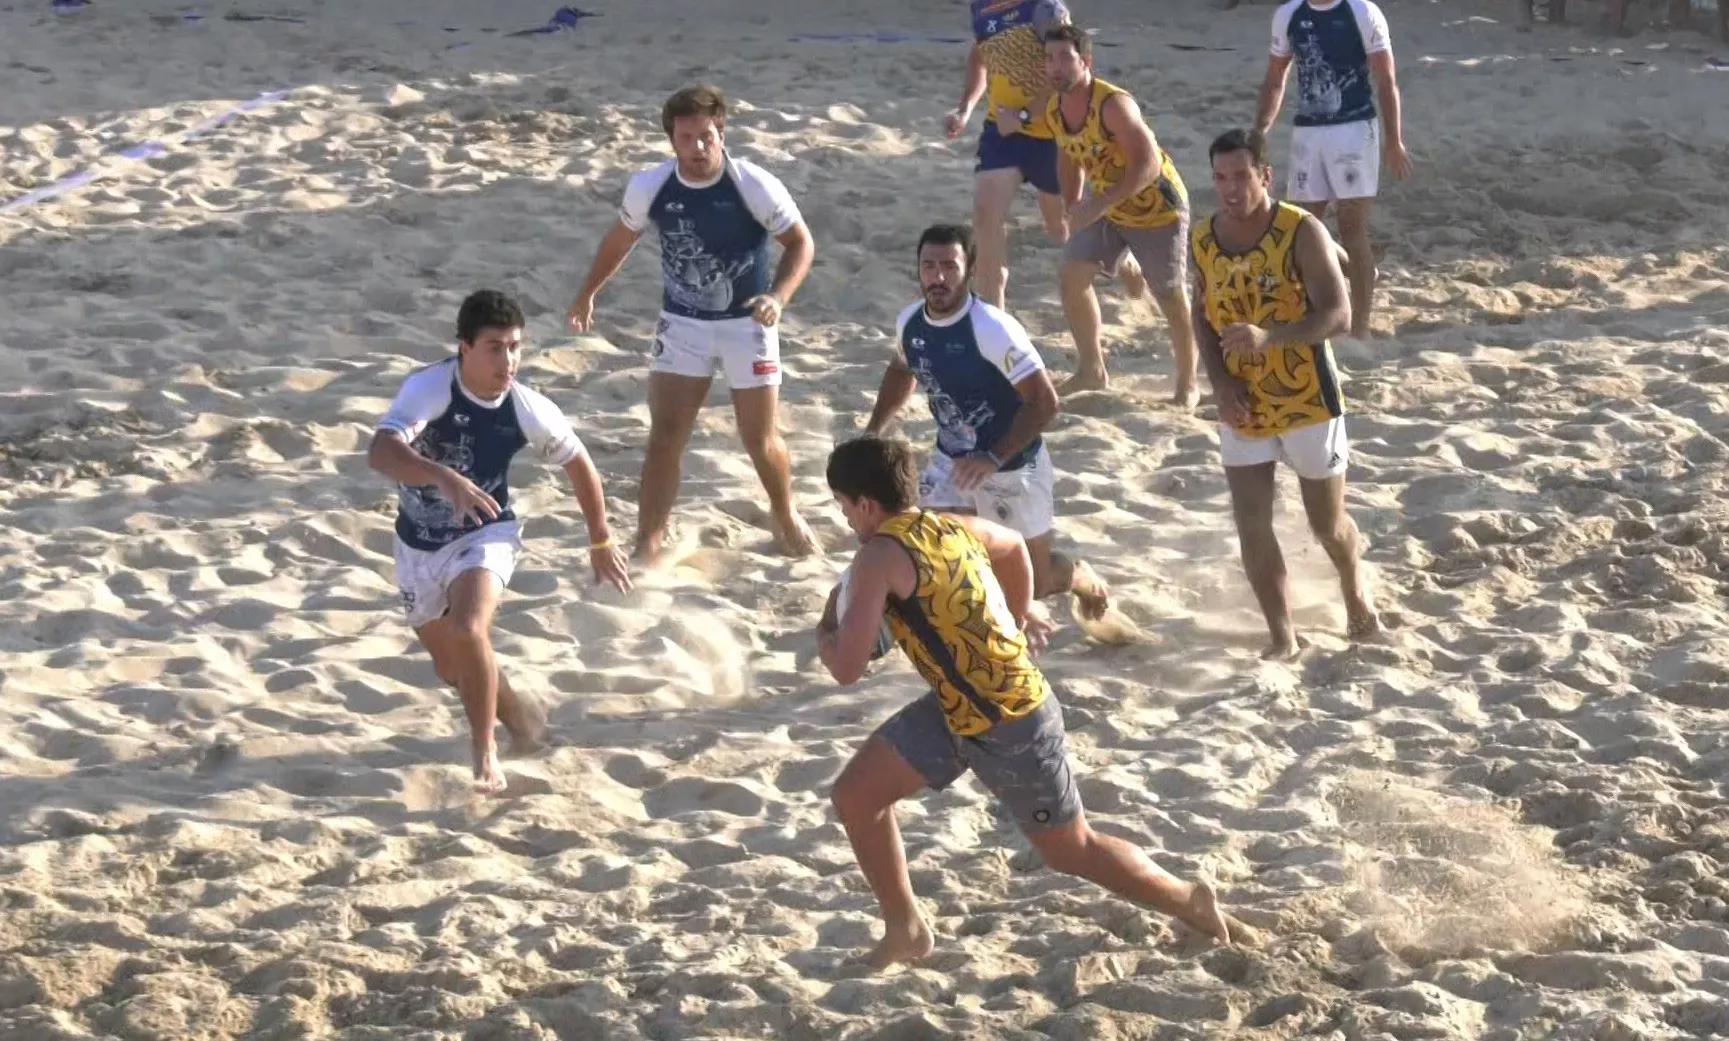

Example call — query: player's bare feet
[1346,599,1381,641]
[1171,381,1200,411]
[633,530,668,567]
[1071,560,1111,621]
[1058,369,1110,395]
[1261,632,1306,661]
[1181,878,1233,944]
[868,916,935,971]
[472,745,507,795]
[774,512,819,558]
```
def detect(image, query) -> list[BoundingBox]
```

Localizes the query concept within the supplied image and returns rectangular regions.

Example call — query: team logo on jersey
[453,413,470,426]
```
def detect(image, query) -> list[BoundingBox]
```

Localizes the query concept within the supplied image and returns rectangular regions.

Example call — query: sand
[2,0,1728,1037]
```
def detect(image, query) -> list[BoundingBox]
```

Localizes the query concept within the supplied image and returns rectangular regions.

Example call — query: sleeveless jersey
[876,510,1050,736]
[1048,77,1187,230]
[972,0,1069,141]
[1191,201,1344,437]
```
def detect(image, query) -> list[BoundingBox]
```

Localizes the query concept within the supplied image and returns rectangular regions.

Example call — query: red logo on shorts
[752,360,779,376]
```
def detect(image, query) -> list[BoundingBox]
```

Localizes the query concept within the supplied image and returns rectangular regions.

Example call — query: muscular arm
[1095,94,1158,209]
[1254,55,1292,135]
[575,220,642,303]
[367,430,448,487]
[1269,216,1352,344]
[561,451,615,547]
[1190,272,1232,392]
[1056,148,1084,207]
[949,514,1035,625]
[985,370,1058,465]
[1368,50,1405,151]
[818,537,906,685]
[766,221,815,308]
[864,354,918,435]
[957,42,988,118]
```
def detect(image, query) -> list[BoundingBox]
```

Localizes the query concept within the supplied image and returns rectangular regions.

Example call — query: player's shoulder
[1271,0,1307,27]
[399,355,457,392]
[1345,0,1389,19]
[970,298,1030,338]
[895,299,925,333]
[727,154,790,190]
[506,377,564,417]
[626,158,680,193]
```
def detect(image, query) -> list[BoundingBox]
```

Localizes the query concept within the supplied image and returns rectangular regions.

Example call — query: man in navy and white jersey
[863,223,1110,621]
[568,83,818,565]
[369,289,631,796]
[1254,0,1411,340]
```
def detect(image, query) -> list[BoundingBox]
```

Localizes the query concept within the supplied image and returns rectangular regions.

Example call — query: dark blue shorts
[975,121,1061,196]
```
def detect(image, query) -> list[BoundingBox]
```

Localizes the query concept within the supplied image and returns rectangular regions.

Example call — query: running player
[862,223,1109,620]
[817,434,1234,969]
[1253,0,1412,339]
[1190,129,1379,659]
[1043,24,1199,405]
[945,0,1147,309]
[369,289,632,794]
[568,84,818,564]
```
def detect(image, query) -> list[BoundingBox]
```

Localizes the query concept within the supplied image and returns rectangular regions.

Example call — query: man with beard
[1189,128,1379,659]
[862,223,1109,621]
[568,84,819,565]
[1042,23,1199,404]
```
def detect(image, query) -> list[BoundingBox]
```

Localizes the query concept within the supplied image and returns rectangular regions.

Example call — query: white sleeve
[973,308,1045,384]
[377,361,454,443]
[733,160,803,237]
[512,385,588,467]
[893,301,920,362]
[1269,0,1298,57]
[618,163,673,234]
[1352,0,1392,55]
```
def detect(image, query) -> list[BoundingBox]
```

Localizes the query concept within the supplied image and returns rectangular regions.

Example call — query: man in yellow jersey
[1043,24,1199,404]
[817,434,1234,969]
[1190,128,1379,660]
[945,1,1146,309]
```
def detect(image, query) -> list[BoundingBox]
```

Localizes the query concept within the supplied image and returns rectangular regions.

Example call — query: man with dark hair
[369,289,632,794]
[568,83,819,565]
[818,433,1234,970]
[1190,129,1379,660]
[944,1,1146,310]
[862,222,1109,620]
[1043,24,1199,405]
[1253,0,1411,340]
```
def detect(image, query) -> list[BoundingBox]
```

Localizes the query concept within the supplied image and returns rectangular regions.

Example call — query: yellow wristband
[588,539,612,551]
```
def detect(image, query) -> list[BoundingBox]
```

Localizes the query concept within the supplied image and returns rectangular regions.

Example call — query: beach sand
[2,0,1728,1037]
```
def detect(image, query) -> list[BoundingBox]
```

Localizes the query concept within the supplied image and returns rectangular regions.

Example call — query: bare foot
[1179,879,1233,944]
[1346,599,1382,641]
[1071,559,1111,621]
[1058,370,1110,395]
[633,530,668,568]
[1261,633,1306,661]
[472,745,507,796]
[1170,382,1200,412]
[502,696,548,759]
[774,513,819,558]
[868,917,935,971]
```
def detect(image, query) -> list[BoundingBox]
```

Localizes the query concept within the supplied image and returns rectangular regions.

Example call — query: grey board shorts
[877,690,1081,832]
[1064,211,1190,293]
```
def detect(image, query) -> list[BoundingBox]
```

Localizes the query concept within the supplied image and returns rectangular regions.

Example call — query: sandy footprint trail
[4,0,1729,1038]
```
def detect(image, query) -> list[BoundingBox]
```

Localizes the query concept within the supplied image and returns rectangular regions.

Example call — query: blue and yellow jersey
[1191,201,1345,437]
[877,510,1050,736]
[972,0,1069,140]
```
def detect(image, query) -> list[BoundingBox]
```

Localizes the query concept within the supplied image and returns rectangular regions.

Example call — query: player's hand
[567,293,596,333]
[1066,197,1107,231]
[746,293,784,327]
[994,104,1023,136]
[1385,139,1414,182]
[588,541,632,594]
[1220,322,1270,359]
[435,469,500,528]
[944,106,970,139]
[951,452,1000,493]
[1216,379,1254,429]
[1020,603,1056,655]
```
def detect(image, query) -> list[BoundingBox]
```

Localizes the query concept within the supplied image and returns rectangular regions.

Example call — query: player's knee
[1029,822,1092,876]
[1059,260,1096,290]
[830,773,880,823]
[1308,511,1357,550]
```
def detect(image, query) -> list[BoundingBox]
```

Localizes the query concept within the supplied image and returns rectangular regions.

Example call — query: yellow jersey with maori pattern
[1047,77,1187,230]
[1191,201,1344,438]
[972,0,1069,141]
[876,510,1050,737]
